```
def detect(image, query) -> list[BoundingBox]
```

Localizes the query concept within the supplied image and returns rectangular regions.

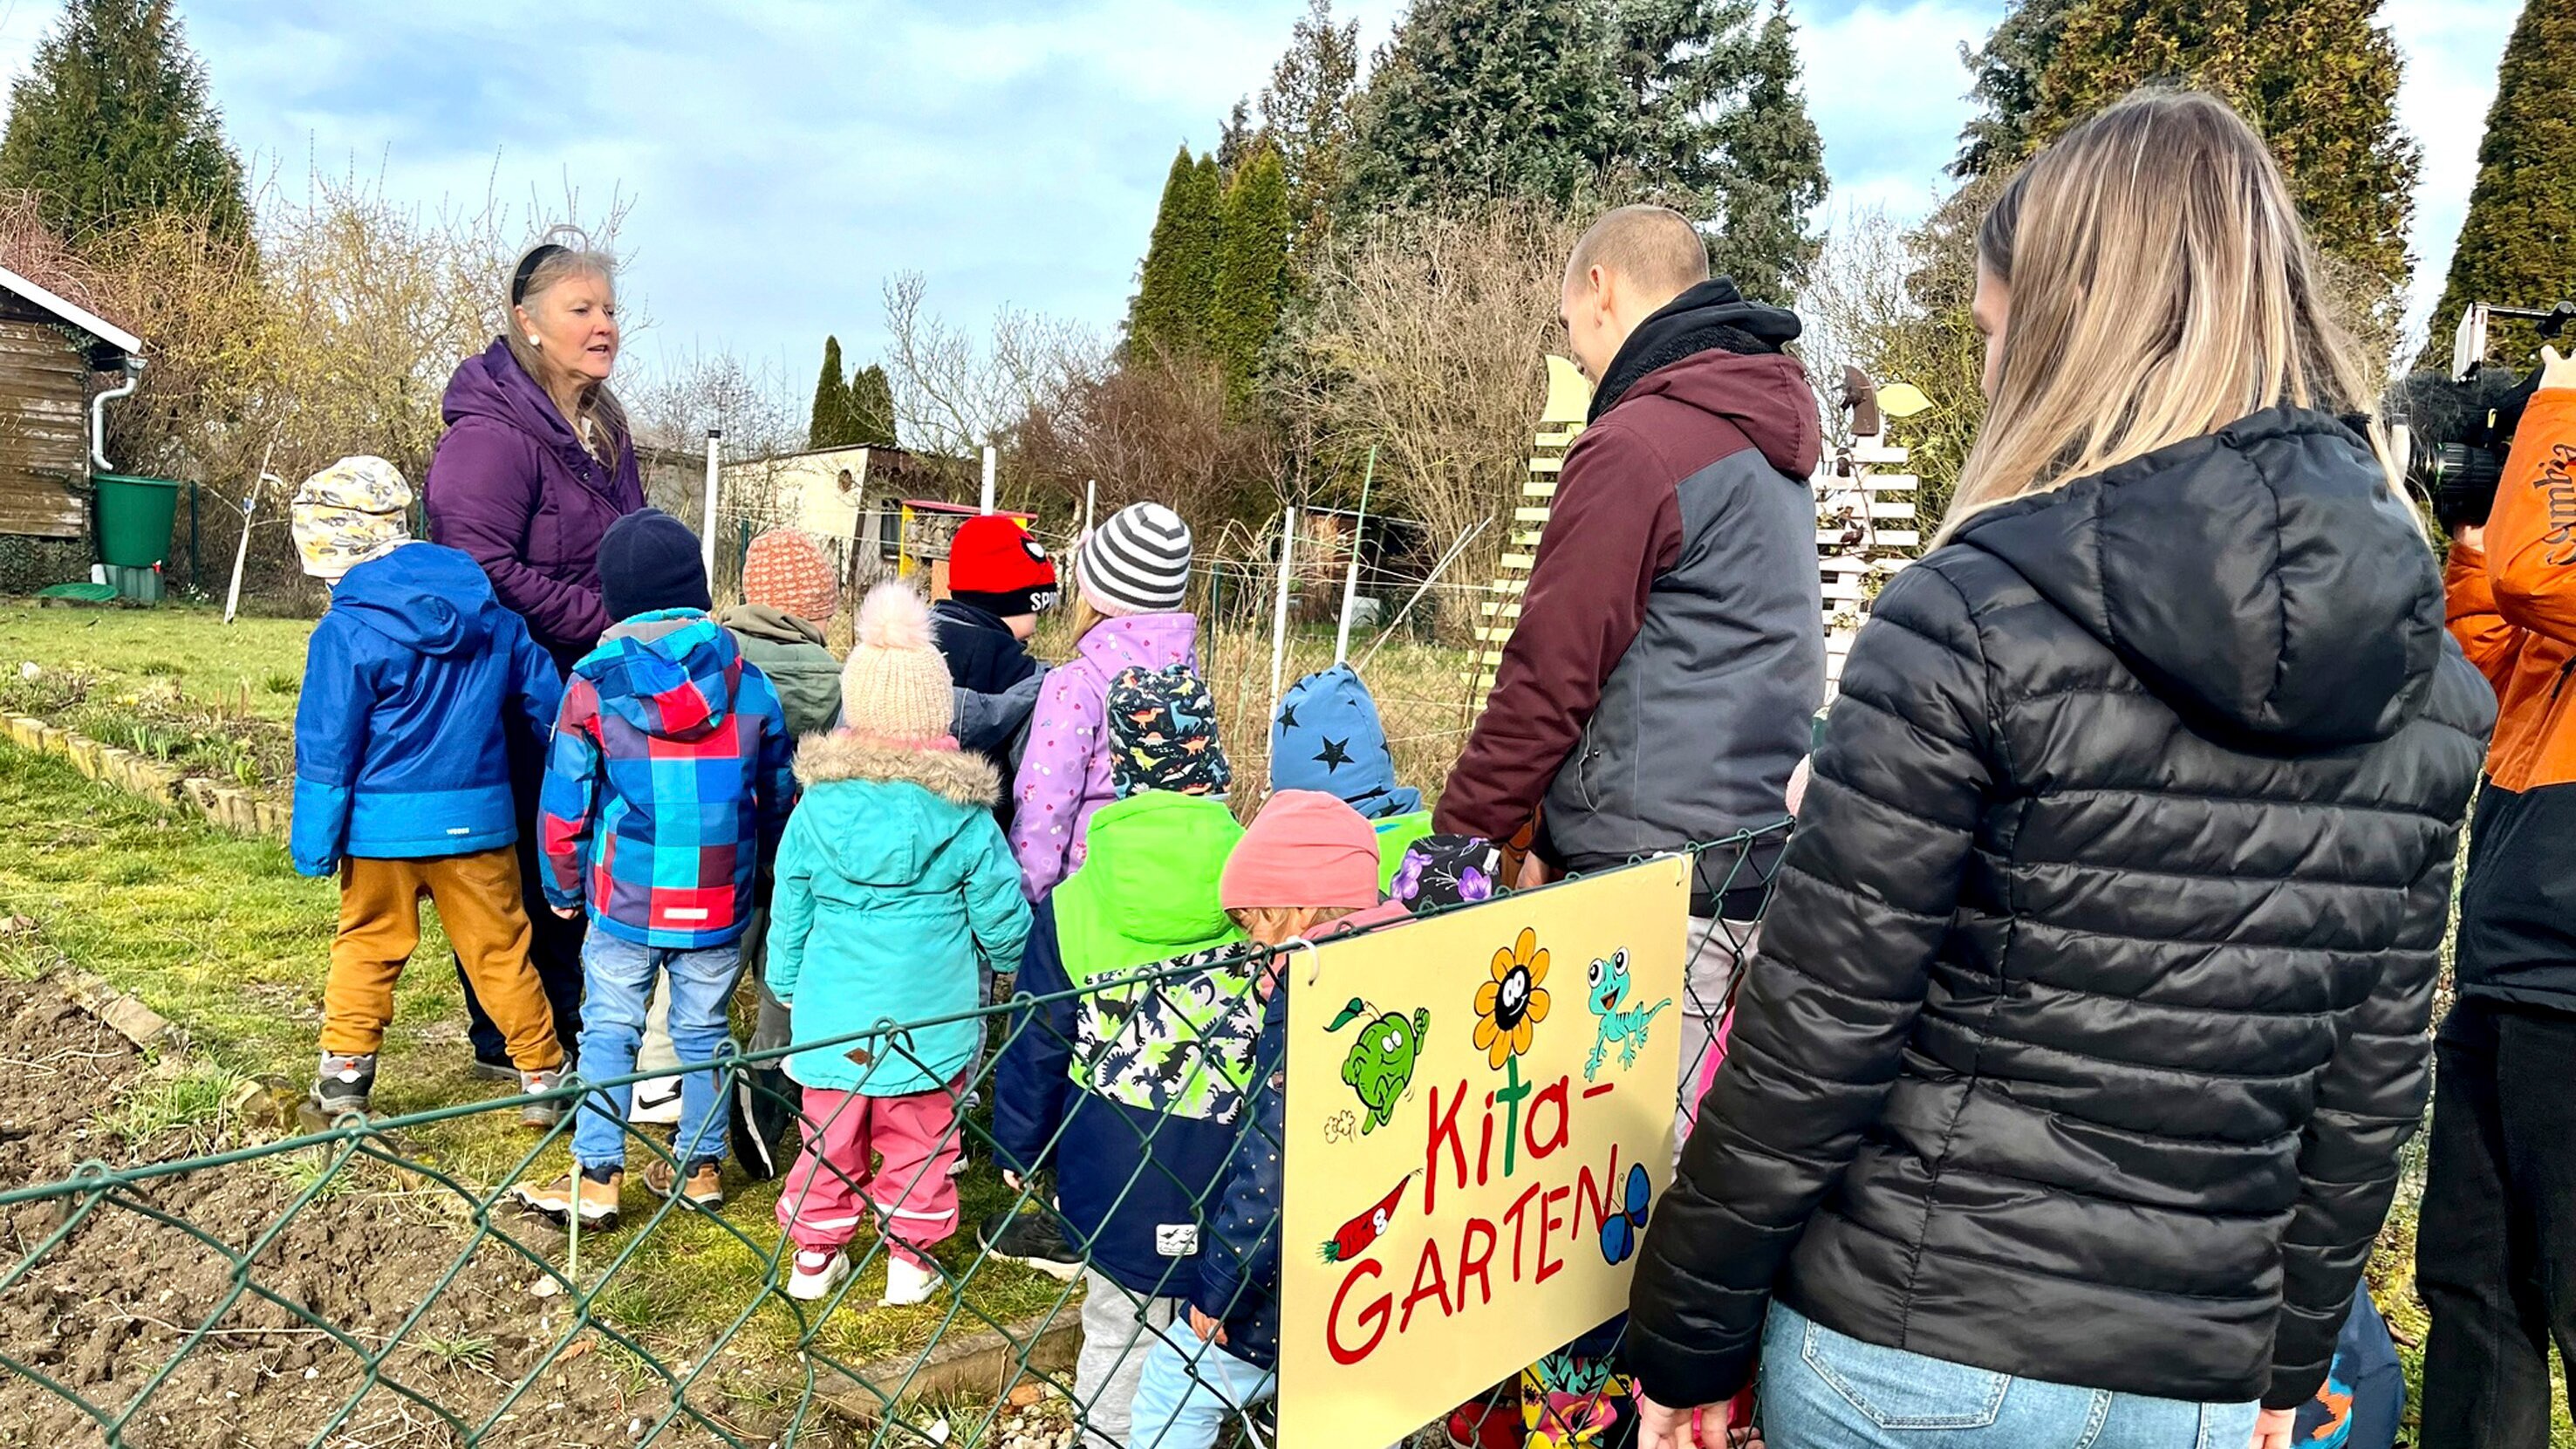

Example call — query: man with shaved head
[1437,205,1825,1139]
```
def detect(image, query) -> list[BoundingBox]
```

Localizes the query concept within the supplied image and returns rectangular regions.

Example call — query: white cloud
[1795,0,2001,228]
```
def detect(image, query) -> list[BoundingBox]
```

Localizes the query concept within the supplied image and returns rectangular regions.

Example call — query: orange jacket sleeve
[2446,539,2523,692]
[2484,387,2576,645]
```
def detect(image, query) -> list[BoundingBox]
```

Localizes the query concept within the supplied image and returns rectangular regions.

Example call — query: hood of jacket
[441,337,601,479]
[1958,407,2445,748]
[785,731,1000,886]
[575,610,743,742]
[1074,611,1199,677]
[329,543,502,658]
[1055,791,1246,979]
[1270,663,1422,818]
[1589,277,1816,475]
[717,601,827,649]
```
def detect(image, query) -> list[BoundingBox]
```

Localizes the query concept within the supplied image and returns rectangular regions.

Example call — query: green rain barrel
[93,473,182,568]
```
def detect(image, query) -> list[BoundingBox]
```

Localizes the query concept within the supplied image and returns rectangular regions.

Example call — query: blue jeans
[571,933,741,1172]
[1124,1329,1274,1449]
[1761,1302,2259,1449]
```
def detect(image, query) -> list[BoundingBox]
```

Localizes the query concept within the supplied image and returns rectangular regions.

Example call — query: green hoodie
[1049,790,1254,1115]
[1052,791,1247,983]
[718,603,842,738]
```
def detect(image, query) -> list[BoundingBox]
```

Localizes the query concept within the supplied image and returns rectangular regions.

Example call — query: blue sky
[0,0,2525,389]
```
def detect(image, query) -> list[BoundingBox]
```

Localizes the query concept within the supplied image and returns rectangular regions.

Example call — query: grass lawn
[0,742,1074,1384]
[0,599,311,721]
[0,600,311,796]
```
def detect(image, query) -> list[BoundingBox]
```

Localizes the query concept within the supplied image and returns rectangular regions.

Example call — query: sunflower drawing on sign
[1474,926,1553,1069]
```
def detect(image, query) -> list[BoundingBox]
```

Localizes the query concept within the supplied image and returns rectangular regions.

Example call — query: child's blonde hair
[1230,905,1356,948]
[1069,593,1106,645]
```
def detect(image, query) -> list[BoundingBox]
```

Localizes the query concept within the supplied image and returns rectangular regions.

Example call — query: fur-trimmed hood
[794,730,1001,806]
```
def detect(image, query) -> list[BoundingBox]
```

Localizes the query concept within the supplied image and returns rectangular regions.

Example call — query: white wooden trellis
[1467,360,1922,711]
[1816,438,1920,701]
[1466,354,1594,705]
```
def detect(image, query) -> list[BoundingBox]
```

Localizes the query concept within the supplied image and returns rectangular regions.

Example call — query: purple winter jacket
[1007,611,1199,900]
[423,338,646,669]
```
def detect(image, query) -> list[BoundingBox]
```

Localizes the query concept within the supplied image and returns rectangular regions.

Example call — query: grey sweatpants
[1673,915,1760,1165]
[1075,1268,1184,1449]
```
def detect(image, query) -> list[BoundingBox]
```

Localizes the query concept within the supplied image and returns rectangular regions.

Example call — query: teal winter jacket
[764,731,1032,1096]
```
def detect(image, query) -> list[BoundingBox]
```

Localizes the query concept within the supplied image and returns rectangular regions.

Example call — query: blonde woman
[1623,89,2493,1449]
[425,229,643,1079]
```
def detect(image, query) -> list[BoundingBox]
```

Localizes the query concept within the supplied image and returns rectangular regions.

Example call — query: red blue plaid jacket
[540,611,796,948]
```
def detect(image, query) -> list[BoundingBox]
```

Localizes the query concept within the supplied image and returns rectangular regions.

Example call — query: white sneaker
[785,1248,851,1302]
[629,1077,683,1126]
[881,1254,940,1306]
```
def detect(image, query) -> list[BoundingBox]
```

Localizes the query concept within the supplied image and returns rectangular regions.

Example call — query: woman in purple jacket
[425,230,645,1074]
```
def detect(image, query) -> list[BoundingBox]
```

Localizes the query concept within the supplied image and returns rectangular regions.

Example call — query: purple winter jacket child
[423,338,646,670]
[1007,611,1199,900]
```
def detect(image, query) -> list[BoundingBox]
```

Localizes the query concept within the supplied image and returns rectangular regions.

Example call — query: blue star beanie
[1269,662,1421,819]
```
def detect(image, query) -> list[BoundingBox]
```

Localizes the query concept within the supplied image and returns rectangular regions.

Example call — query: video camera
[2392,300,2576,532]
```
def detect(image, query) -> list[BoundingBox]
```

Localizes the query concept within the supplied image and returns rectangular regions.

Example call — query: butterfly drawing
[1599,1161,1651,1266]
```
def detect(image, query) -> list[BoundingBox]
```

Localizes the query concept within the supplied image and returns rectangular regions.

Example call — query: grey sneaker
[518,1067,568,1130]
[312,1051,376,1118]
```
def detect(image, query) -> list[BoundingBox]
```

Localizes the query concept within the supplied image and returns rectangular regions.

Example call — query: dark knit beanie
[598,509,712,620]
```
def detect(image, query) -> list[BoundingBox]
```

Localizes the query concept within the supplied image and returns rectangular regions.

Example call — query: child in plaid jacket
[514,510,797,1232]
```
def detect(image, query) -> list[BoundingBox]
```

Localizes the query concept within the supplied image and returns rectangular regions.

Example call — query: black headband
[509,243,569,306]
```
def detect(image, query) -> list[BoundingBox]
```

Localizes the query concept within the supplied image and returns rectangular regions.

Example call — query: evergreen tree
[1951,0,2078,179]
[2424,0,2576,363]
[1604,0,1827,299]
[1217,97,1259,181]
[1613,0,1757,201]
[1130,145,1224,359]
[1255,0,1363,262]
[0,0,249,243]
[1705,0,1828,299]
[2024,0,2420,296]
[807,335,853,448]
[849,364,899,448]
[1213,142,1294,408]
[1347,0,1633,211]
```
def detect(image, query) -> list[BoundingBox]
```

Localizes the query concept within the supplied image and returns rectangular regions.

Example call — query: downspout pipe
[91,358,143,473]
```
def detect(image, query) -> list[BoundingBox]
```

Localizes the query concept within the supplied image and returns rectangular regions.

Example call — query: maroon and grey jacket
[1436,280,1825,910]
[424,338,646,672]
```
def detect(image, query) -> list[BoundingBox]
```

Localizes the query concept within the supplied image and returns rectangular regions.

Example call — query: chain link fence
[0,831,1786,1449]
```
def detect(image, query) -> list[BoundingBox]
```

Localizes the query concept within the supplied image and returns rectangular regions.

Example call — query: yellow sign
[1279,858,1691,1447]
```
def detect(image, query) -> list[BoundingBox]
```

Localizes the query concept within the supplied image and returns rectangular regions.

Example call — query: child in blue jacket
[767,584,1032,1309]
[286,458,565,1124]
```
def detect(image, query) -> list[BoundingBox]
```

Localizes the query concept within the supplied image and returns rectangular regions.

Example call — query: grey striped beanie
[1076,502,1193,616]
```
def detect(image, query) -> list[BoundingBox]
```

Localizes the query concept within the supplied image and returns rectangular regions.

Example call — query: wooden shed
[0,263,142,542]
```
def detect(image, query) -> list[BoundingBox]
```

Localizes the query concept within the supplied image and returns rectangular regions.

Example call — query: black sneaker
[313,1051,376,1118]
[977,1201,1082,1282]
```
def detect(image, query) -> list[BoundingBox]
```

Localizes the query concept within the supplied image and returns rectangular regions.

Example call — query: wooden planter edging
[813,1306,1084,1425]
[3,712,285,840]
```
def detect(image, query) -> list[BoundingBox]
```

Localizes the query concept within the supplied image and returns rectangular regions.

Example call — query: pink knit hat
[1221,789,1383,913]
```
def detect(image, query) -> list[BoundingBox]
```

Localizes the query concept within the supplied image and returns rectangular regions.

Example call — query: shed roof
[0,263,141,363]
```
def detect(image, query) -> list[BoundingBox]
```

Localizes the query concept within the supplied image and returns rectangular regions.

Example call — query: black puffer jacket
[1627,409,2493,1412]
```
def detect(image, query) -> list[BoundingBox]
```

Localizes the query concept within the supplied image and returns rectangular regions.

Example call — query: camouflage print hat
[291,456,413,582]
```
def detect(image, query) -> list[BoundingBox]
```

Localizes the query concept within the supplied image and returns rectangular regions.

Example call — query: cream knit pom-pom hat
[838,584,953,742]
